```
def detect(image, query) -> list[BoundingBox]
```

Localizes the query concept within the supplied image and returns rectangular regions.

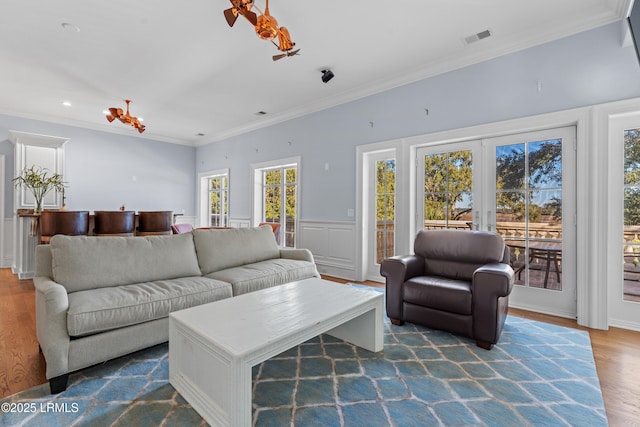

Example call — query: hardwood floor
[1,270,638,426]
[0,269,46,399]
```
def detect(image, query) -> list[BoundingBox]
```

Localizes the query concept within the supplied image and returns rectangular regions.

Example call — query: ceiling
[0,0,631,146]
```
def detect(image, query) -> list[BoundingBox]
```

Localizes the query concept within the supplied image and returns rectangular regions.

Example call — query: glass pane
[265,169,281,185]
[497,139,563,291]
[447,152,472,193]
[377,164,396,261]
[451,192,472,229]
[376,160,395,264]
[286,167,296,184]
[529,139,562,189]
[525,239,562,289]
[424,193,447,228]
[424,153,448,193]
[496,143,525,191]
[624,128,640,302]
[423,150,471,230]
[264,186,280,222]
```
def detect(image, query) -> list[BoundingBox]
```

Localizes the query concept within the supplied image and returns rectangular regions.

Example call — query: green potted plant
[13,165,66,213]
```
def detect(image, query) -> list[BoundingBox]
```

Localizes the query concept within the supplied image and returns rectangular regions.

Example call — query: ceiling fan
[224,0,299,61]
[105,100,146,133]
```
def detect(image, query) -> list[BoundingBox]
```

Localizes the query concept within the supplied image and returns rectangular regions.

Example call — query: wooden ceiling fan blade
[224,8,239,27]
[245,10,258,26]
[272,53,286,61]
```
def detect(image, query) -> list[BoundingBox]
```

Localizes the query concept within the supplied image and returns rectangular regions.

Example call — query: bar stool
[39,210,90,244]
[94,211,135,236]
[137,211,173,236]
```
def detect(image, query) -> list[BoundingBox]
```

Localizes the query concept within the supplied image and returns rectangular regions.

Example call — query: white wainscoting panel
[229,218,251,228]
[298,221,357,281]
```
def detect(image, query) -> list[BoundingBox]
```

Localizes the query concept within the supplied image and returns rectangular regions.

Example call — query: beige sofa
[34,226,319,393]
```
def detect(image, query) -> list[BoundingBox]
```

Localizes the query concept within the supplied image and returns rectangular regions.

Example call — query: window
[253,158,299,248]
[199,169,229,228]
[208,174,228,227]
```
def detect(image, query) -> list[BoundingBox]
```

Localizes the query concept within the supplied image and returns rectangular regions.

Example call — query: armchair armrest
[380,255,423,320]
[471,262,515,346]
[33,276,71,379]
[472,263,514,298]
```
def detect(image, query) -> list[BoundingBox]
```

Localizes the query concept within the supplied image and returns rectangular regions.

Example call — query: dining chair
[137,211,173,236]
[39,210,90,244]
[94,211,135,236]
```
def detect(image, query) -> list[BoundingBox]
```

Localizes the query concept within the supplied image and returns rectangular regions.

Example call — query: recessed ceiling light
[102,109,110,115]
[62,101,72,107]
[61,22,80,32]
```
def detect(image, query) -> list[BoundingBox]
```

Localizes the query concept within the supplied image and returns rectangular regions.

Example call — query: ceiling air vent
[255,111,267,116]
[464,29,492,45]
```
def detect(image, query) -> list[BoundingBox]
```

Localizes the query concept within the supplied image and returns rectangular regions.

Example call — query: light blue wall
[0,115,196,218]
[2,21,639,223]
[196,21,640,221]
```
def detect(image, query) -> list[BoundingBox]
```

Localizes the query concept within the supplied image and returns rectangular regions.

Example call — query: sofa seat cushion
[404,276,472,315]
[67,277,232,337]
[206,258,318,296]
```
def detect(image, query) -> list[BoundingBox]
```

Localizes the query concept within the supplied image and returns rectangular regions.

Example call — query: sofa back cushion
[50,233,201,293]
[193,226,280,275]
[414,229,505,281]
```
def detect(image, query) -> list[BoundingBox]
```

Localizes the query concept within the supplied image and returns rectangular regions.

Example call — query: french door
[366,151,396,280]
[417,126,577,318]
[608,113,640,330]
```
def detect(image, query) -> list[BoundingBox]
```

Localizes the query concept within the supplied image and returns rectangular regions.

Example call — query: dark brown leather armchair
[380,229,514,350]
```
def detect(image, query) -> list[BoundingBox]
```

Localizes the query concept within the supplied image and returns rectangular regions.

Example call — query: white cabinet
[9,131,68,279]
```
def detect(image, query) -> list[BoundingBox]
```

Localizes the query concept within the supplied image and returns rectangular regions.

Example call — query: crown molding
[199,9,623,146]
[0,109,194,147]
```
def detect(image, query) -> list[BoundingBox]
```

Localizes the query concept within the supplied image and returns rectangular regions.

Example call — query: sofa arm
[472,262,515,346]
[280,248,315,263]
[380,255,423,321]
[34,276,71,379]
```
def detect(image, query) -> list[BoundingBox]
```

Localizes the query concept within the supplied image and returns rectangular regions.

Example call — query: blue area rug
[1,313,607,426]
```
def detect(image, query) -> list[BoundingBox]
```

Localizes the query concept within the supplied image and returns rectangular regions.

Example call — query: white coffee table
[169,277,384,427]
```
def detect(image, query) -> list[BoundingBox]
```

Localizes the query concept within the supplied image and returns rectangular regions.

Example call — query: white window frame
[251,156,300,247]
[198,168,229,227]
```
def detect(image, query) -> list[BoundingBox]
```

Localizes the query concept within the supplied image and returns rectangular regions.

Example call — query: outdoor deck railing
[375,220,640,299]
